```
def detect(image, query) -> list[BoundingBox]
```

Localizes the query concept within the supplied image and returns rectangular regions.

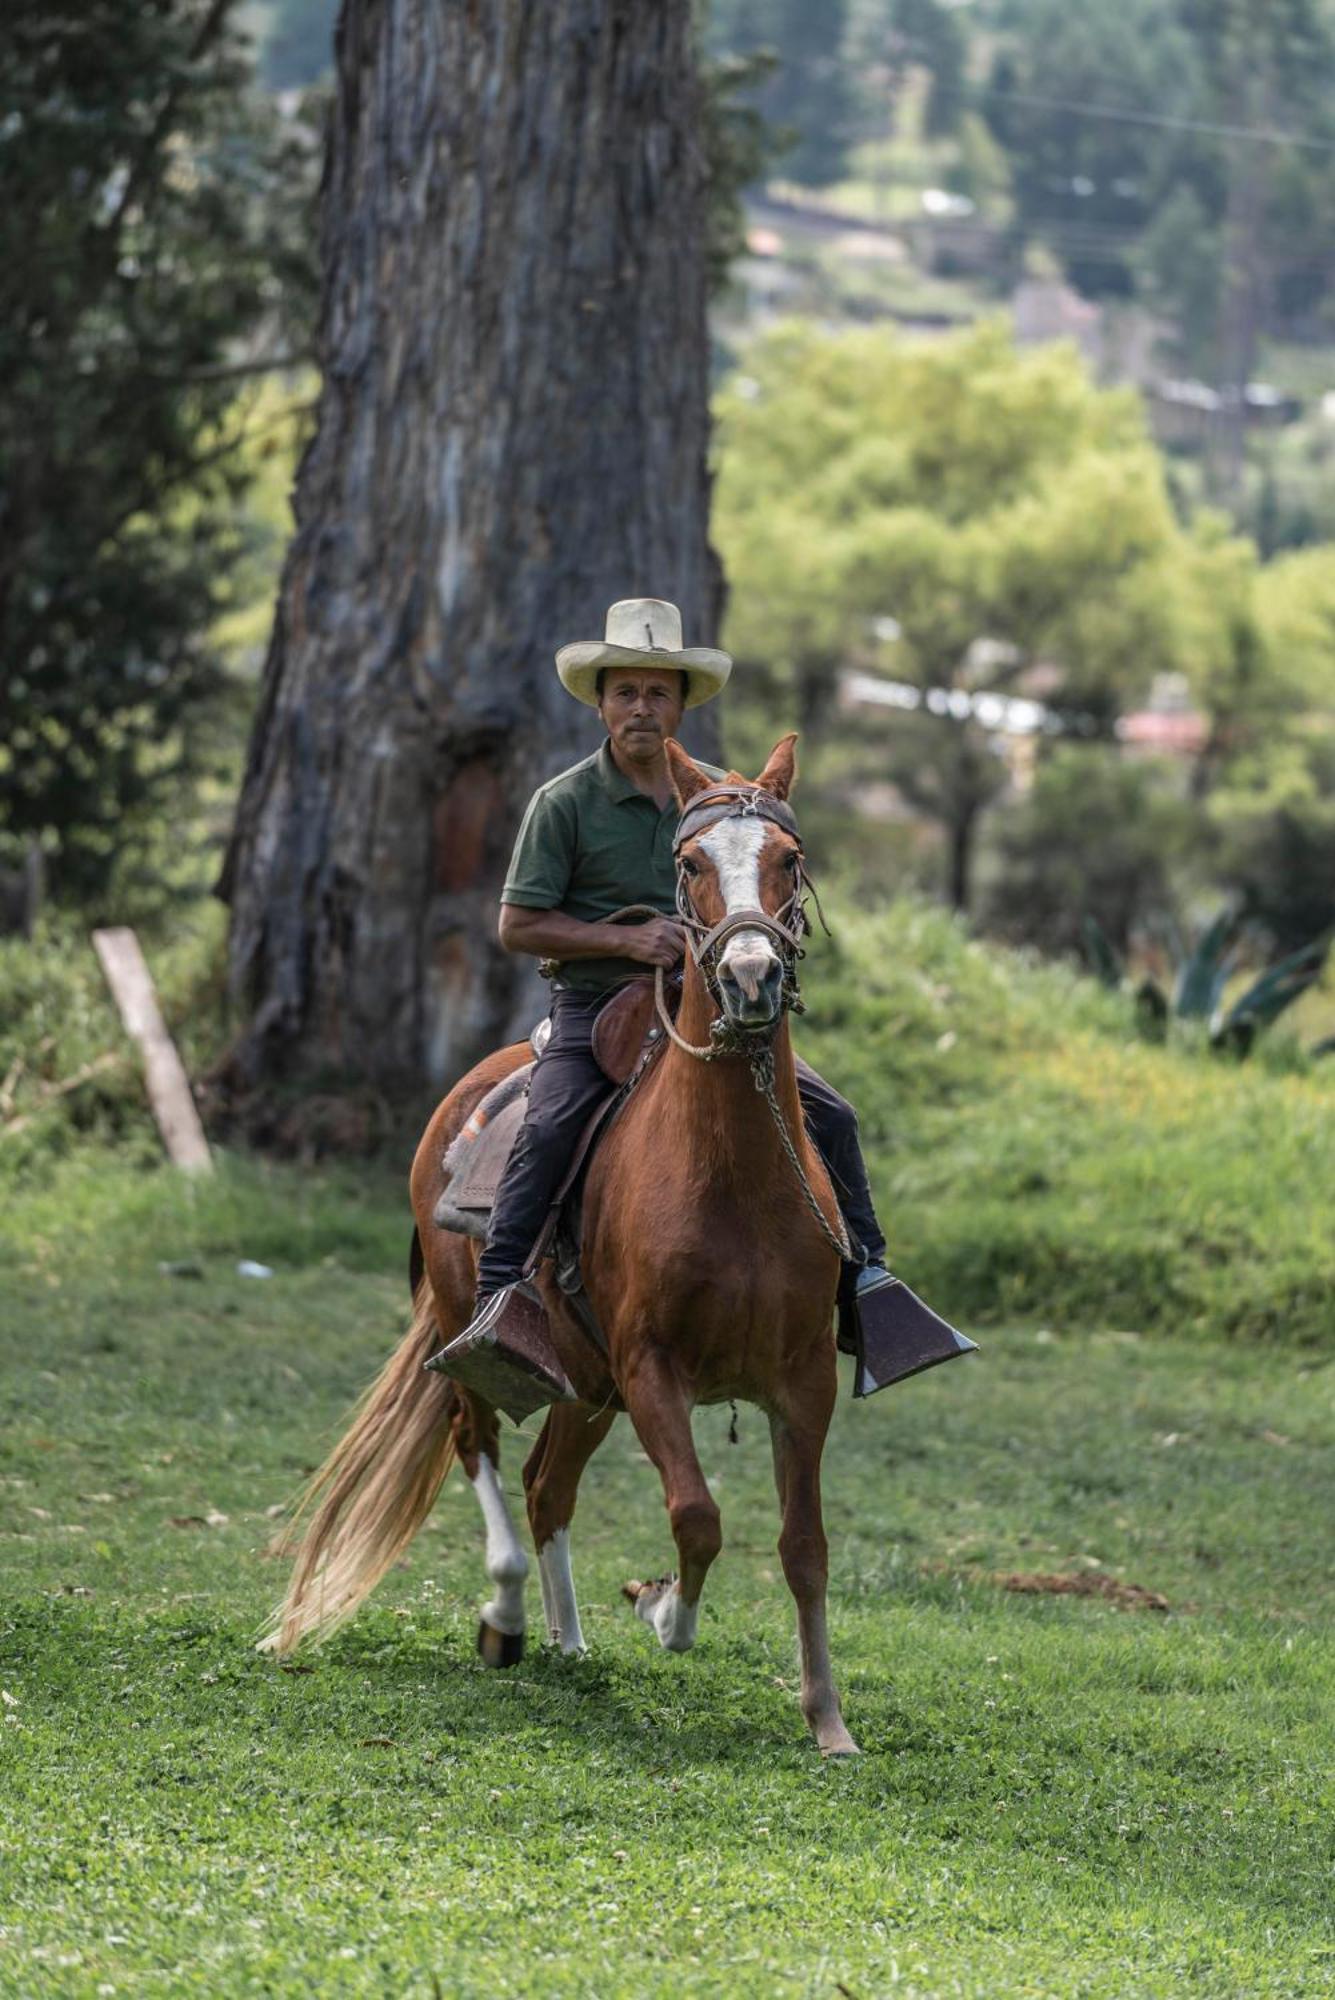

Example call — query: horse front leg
[620,1348,721,1652]
[770,1389,859,1756]
[523,1401,618,1653]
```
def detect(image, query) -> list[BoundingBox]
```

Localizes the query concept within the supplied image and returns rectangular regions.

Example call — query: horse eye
[783,851,799,871]
[681,856,699,877]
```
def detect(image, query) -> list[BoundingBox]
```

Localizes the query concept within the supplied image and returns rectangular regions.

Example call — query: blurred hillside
[709,0,1335,548]
[248,0,1335,555]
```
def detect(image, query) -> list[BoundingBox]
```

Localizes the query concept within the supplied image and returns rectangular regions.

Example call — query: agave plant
[1172,908,1241,1022]
[1081,911,1329,1058]
[1212,939,1332,1055]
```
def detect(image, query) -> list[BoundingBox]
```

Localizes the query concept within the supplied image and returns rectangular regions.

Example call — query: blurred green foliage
[710,0,969,185]
[0,904,229,1186]
[986,0,1202,301]
[707,0,1335,550]
[716,320,1191,909]
[1207,544,1335,949]
[719,0,1335,372]
[0,0,319,912]
[983,0,1335,331]
[984,752,1193,957]
[707,0,861,186]
[715,318,1335,956]
[700,48,789,293]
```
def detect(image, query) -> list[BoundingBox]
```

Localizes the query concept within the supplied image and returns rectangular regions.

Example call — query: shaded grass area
[2,1156,1333,1996]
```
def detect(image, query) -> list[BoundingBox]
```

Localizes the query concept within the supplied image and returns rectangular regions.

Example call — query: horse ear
[665,739,717,809]
[754,733,798,802]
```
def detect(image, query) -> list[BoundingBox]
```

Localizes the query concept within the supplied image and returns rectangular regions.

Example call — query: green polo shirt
[501,740,725,993]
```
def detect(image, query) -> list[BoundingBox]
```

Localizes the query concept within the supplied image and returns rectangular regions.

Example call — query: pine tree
[0,0,317,908]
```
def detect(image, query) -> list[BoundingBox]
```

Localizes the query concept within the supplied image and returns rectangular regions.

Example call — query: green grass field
[2,905,1333,1994]
[3,1146,1333,1998]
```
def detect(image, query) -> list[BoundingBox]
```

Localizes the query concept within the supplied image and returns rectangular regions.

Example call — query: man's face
[597,668,687,759]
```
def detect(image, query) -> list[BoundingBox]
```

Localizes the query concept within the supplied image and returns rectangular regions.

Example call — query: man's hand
[498,903,686,968]
[621,917,686,969]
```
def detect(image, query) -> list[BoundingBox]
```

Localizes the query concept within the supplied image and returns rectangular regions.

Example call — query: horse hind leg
[523,1401,617,1654]
[450,1390,529,1668]
[770,1400,859,1756]
[620,1351,721,1654]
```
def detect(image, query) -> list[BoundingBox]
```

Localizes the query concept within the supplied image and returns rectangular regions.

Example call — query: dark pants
[476,989,887,1296]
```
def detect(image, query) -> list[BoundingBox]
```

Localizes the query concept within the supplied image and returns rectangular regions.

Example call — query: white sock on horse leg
[537,1529,586,1654]
[537,1541,558,1639]
[639,1581,698,1653]
[470,1454,528,1637]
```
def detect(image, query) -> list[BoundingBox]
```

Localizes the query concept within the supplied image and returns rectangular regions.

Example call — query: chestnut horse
[265,735,859,1755]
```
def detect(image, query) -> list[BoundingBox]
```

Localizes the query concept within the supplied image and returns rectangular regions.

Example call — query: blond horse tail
[260,1278,456,1654]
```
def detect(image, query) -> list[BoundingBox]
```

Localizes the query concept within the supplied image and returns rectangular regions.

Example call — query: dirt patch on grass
[994,1570,1170,1613]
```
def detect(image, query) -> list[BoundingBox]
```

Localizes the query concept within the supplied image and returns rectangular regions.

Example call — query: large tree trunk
[220,0,722,1096]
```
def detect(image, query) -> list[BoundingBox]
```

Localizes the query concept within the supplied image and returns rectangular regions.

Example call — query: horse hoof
[477,1619,524,1670]
[816,1724,862,1757]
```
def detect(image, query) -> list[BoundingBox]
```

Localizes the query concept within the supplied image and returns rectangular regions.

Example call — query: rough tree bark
[220,0,722,1095]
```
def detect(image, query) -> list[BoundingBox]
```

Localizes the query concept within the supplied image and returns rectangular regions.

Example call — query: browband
[673,784,801,851]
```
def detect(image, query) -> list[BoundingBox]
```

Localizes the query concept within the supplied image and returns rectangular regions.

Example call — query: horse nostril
[721,950,779,1005]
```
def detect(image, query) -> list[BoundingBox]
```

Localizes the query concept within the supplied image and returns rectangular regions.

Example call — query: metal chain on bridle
[648,785,851,1262]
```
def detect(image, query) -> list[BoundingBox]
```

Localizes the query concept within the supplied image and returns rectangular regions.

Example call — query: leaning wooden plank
[92,927,213,1174]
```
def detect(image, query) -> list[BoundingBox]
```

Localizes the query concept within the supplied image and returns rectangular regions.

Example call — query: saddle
[432,976,670,1268]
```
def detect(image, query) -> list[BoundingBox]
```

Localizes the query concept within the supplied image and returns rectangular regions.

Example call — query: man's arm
[498,904,683,970]
[499,779,683,969]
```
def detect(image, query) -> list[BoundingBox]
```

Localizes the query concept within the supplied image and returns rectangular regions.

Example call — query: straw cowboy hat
[555,598,732,710]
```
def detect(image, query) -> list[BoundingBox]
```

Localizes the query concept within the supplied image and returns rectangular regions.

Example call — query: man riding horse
[269,599,974,1732]
[437,598,901,1415]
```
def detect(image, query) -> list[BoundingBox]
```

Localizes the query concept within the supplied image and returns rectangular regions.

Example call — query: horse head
[665,734,803,1034]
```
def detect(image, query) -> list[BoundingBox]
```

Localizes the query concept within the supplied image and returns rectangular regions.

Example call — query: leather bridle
[664,784,819,1058]
[654,784,850,1259]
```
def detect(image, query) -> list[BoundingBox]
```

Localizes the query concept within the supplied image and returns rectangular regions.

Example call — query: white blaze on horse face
[537,1529,587,1654]
[470,1455,528,1638]
[697,816,780,999]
